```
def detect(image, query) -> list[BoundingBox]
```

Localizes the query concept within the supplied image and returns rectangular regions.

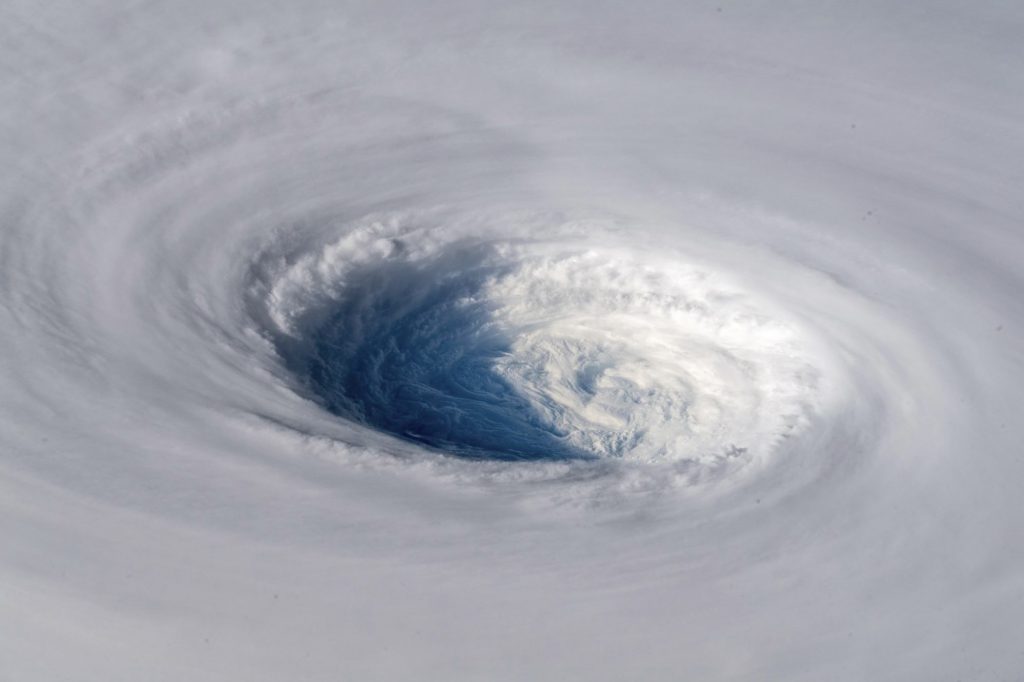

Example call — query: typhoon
[1,1,1023,681]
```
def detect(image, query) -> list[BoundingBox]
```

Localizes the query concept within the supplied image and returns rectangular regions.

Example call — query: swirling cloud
[2,2,1022,681]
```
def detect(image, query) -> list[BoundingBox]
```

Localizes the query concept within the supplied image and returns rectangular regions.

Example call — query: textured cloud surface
[2,2,1023,680]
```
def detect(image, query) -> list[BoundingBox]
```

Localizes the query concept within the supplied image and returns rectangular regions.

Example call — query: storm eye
[265,221,833,474]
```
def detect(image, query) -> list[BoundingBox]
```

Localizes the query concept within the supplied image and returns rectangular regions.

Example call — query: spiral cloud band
[2,2,1022,680]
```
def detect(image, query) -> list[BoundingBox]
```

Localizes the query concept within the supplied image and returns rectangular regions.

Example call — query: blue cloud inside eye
[279,249,589,461]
